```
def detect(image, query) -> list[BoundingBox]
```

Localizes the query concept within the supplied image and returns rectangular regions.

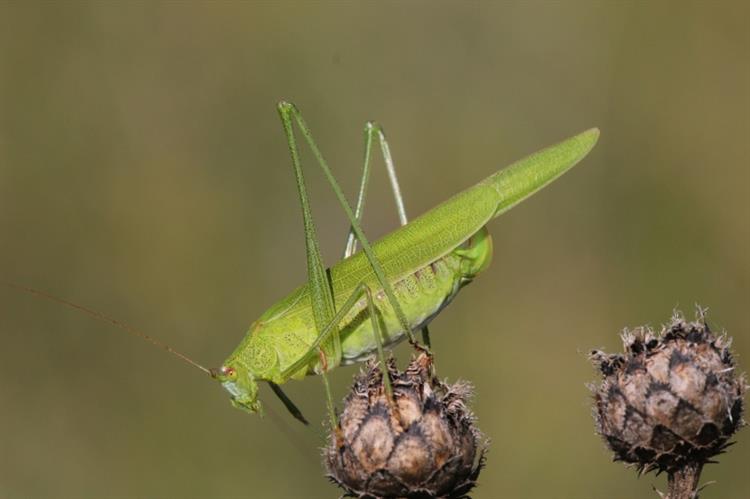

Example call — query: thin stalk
[666,462,703,499]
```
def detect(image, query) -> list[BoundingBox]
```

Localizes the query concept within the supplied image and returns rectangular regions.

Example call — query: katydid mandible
[10,102,599,425]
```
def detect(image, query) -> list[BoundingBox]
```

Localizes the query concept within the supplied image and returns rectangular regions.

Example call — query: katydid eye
[223,367,236,378]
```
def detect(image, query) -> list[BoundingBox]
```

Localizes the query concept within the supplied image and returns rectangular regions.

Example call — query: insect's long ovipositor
[215,126,599,415]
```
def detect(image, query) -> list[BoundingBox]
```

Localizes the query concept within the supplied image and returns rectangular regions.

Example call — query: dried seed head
[590,309,746,474]
[326,353,486,499]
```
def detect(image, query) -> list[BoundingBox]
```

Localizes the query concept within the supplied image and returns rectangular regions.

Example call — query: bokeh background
[1,2,747,498]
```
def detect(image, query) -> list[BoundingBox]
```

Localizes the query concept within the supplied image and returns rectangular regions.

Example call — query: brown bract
[325,354,486,499]
[590,310,746,474]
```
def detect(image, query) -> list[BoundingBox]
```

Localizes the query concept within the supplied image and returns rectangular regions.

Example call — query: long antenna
[3,281,213,376]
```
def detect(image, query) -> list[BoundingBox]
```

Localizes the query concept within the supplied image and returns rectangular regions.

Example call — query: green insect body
[216,126,599,414]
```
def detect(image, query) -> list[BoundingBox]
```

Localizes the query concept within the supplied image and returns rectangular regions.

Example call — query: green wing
[330,128,600,296]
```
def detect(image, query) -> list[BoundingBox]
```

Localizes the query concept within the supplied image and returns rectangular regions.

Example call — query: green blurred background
[1,2,747,498]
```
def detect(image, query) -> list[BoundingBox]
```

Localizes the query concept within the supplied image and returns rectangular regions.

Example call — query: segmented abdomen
[338,254,459,364]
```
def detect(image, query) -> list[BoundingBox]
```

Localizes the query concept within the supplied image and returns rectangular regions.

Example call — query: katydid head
[211,362,261,414]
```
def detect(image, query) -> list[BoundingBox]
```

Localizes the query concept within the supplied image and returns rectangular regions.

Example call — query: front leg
[281,281,394,399]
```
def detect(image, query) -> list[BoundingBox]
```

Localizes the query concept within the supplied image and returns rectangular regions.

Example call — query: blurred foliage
[0,1,747,498]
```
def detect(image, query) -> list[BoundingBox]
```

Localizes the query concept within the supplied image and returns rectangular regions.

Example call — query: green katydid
[210,102,598,424]
[9,102,599,427]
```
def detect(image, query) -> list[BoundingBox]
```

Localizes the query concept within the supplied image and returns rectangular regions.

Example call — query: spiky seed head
[325,353,486,499]
[590,309,746,474]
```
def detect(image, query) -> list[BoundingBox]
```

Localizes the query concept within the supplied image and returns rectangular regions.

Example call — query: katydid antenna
[4,281,316,459]
[3,281,212,376]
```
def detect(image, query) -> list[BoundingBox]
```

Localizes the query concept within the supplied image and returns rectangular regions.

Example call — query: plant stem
[667,462,703,499]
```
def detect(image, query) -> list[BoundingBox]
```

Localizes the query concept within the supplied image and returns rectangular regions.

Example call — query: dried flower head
[325,353,486,499]
[590,309,746,474]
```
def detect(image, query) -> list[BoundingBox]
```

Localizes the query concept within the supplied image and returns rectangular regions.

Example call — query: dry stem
[666,462,703,499]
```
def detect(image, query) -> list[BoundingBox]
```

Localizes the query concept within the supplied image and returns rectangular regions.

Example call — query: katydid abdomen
[338,233,490,365]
